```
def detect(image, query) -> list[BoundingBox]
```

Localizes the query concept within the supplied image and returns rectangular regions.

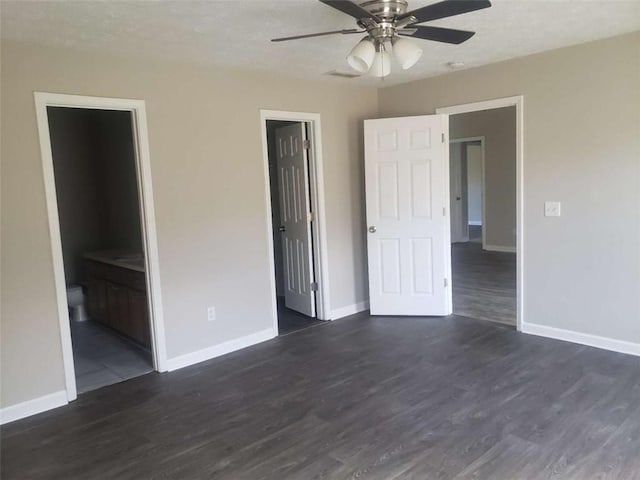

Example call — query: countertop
[83,251,146,273]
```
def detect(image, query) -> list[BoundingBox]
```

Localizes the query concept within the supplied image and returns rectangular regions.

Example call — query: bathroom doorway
[35,93,167,402]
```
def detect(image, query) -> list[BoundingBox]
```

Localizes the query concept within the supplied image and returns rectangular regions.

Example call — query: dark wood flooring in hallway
[3,314,640,479]
[452,242,517,325]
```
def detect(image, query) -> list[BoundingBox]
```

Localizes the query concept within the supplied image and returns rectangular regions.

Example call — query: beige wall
[450,107,516,248]
[379,32,640,343]
[2,32,639,412]
[0,41,378,408]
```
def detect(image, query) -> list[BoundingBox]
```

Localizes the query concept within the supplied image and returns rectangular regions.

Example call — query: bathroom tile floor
[70,320,153,394]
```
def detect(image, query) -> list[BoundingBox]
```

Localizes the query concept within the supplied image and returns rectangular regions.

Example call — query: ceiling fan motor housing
[358,0,411,42]
[360,0,409,19]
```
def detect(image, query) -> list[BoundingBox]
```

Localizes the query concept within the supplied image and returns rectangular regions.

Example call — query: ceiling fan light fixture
[370,46,391,78]
[347,37,376,73]
[392,37,423,70]
[273,0,492,79]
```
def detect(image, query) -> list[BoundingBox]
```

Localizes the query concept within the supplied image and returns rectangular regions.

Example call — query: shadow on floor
[277,296,324,335]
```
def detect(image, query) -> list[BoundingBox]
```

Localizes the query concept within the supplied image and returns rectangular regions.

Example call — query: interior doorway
[48,107,153,393]
[438,97,523,328]
[35,93,167,403]
[260,111,331,335]
[449,137,485,247]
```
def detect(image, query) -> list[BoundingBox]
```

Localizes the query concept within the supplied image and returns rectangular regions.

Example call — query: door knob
[368,226,377,233]
[456,196,461,201]
[279,226,286,232]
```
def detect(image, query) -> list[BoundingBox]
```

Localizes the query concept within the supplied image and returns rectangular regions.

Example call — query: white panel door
[449,143,467,243]
[276,123,316,317]
[466,144,483,226]
[364,115,451,316]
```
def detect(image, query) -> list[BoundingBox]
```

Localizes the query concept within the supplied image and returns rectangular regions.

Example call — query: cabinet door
[128,289,151,348]
[87,278,109,325]
[106,281,129,333]
[97,279,108,325]
[86,278,99,320]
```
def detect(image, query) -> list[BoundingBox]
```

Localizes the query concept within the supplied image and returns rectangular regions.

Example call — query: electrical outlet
[207,306,216,322]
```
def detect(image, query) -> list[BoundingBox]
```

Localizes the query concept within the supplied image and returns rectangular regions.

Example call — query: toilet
[67,285,88,322]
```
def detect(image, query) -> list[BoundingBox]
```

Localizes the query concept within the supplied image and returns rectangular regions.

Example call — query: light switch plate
[544,201,561,217]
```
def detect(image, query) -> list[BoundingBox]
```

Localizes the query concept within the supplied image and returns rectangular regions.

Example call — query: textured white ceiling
[2,0,639,86]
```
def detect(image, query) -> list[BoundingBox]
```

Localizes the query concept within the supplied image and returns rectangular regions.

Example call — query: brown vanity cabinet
[128,289,152,347]
[85,259,151,348]
[86,276,108,325]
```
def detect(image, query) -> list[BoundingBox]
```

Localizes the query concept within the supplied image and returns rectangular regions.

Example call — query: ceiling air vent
[325,70,362,79]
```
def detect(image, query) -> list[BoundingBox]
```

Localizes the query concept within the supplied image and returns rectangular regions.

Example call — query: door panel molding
[275,122,316,317]
[365,115,451,316]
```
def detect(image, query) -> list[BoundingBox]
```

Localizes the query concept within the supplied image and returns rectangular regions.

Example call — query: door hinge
[442,133,445,143]
[444,278,449,287]
[307,211,314,222]
[303,139,311,150]
[310,282,318,292]
[443,207,447,217]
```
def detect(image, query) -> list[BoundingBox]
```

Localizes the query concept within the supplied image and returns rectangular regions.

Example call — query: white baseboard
[484,244,516,253]
[0,390,68,425]
[468,221,482,226]
[166,328,275,372]
[331,301,369,320]
[521,322,640,357]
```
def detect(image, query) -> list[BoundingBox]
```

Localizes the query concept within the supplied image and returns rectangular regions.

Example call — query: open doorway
[36,93,167,402]
[440,102,521,327]
[261,110,331,335]
[47,107,153,393]
[265,120,323,335]
[449,138,485,246]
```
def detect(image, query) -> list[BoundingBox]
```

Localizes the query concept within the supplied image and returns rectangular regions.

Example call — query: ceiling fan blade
[318,0,381,22]
[271,29,362,42]
[398,25,475,44]
[398,0,491,25]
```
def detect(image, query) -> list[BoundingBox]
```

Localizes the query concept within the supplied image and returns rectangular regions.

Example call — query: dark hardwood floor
[452,242,516,325]
[3,313,640,479]
[277,296,324,335]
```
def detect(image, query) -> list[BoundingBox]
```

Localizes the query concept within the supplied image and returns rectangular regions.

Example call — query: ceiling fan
[272,0,492,77]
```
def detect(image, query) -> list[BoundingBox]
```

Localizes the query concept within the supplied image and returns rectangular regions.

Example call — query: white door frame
[34,92,168,402]
[450,137,486,249]
[260,110,331,333]
[437,95,524,331]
